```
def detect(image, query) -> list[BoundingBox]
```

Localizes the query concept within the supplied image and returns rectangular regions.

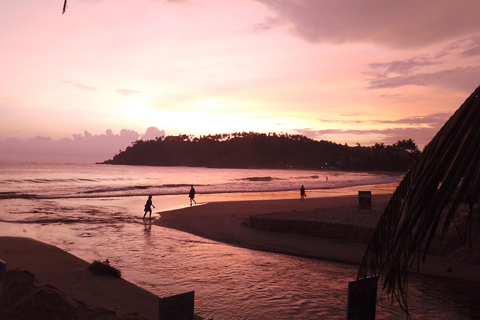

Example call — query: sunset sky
[1,1,479,162]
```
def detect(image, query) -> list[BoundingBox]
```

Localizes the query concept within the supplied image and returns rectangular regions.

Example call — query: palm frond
[357,85,480,314]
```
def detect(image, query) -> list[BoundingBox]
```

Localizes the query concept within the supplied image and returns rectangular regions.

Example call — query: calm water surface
[1,163,479,319]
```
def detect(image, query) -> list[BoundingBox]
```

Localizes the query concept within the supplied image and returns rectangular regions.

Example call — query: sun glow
[155,111,276,135]
[117,96,157,121]
[155,98,285,134]
[187,98,238,112]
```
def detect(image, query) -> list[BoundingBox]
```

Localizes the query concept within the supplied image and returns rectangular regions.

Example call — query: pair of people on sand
[143,185,197,219]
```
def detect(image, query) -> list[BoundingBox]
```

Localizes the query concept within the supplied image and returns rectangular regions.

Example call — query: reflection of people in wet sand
[189,185,196,206]
[300,185,306,200]
[144,220,152,232]
[143,195,155,219]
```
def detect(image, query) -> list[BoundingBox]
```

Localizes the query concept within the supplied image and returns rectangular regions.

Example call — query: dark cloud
[369,58,438,76]
[0,127,165,163]
[432,36,480,59]
[256,0,480,48]
[366,37,480,91]
[368,65,480,91]
[458,35,480,58]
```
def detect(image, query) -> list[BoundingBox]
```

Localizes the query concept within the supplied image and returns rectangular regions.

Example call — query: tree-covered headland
[102,132,420,172]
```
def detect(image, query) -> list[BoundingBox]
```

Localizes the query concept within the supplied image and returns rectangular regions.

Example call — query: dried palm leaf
[357,85,480,315]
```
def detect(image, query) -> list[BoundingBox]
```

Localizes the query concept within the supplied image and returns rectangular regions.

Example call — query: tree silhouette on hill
[102,132,419,172]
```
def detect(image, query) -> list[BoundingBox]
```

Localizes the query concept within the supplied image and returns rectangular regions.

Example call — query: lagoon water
[1,162,479,319]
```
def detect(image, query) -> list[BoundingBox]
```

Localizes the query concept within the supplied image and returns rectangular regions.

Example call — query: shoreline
[154,193,480,283]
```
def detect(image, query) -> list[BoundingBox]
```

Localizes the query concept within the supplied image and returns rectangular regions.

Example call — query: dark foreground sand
[0,237,204,320]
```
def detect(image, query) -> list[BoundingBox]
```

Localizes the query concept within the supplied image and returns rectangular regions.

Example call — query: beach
[2,163,415,319]
[2,192,480,319]
[156,194,390,264]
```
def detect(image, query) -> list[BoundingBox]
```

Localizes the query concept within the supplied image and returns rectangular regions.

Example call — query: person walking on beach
[189,185,196,206]
[143,195,155,219]
[300,185,306,200]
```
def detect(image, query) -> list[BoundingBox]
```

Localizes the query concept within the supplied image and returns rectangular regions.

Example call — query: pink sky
[1,1,479,162]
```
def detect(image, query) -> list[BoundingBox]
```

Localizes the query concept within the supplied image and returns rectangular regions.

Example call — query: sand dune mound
[0,269,147,320]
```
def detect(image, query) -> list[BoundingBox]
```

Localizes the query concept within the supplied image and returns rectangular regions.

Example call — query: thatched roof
[358,85,480,314]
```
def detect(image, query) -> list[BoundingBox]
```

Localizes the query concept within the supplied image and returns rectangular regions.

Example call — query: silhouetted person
[300,185,306,200]
[189,185,196,206]
[143,195,155,219]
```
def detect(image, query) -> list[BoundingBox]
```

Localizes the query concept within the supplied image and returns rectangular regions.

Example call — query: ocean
[1,162,479,319]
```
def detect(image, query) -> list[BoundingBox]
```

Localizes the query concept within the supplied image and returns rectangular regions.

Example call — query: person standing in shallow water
[300,185,306,200]
[189,185,196,206]
[143,195,155,219]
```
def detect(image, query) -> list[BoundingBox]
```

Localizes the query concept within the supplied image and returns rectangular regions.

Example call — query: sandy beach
[2,192,480,319]
[156,194,390,264]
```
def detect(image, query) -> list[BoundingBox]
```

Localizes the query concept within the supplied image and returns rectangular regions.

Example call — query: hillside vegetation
[102,132,420,172]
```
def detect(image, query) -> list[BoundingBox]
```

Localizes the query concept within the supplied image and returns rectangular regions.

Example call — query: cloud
[369,58,438,76]
[368,65,480,91]
[63,81,98,91]
[457,35,480,58]
[366,37,480,91]
[256,0,480,48]
[0,127,165,163]
[252,16,284,33]
[295,126,439,149]
[304,112,452,147]
[62,81,144,96]
[141,127,166,141]
[62,81,145,97]
[374,113,450,126]
[115,89,142,96]
[320,113,450,127]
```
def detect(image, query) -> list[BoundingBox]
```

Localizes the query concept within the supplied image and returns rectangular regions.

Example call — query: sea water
[0,162,479,319]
